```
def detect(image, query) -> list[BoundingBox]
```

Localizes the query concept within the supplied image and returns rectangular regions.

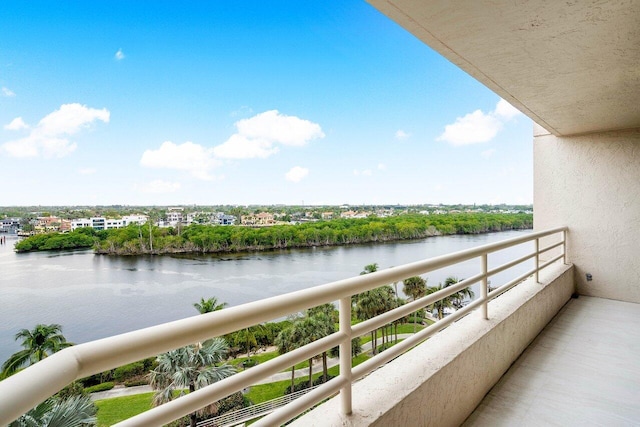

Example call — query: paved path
[91,334,416,401]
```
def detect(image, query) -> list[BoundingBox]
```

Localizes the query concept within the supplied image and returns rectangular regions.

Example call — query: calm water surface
[0,230,532,361]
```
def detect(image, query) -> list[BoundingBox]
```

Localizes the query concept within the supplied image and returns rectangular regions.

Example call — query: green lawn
[95,393,154,426]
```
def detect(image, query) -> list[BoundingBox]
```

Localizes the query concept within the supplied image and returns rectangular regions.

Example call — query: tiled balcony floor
[463,295,640,426]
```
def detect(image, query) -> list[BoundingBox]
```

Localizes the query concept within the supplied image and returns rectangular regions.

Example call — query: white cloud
[437,98,522,146]
[1,103,109,158]
[437,110,502,146]
[494,99,522,120]
[213,134,278,159]
[395,130,411,140]
[135,179,181,194]
[78,168,97,175]
[115,48,125,61]
[140,141,220,180]
[214,110,324,159]
[4,117,28,131]
[377,163,387,170]
[285,166,309,183]
[2,87,15,97]
[481,148,496,159]
[353,169,372,176]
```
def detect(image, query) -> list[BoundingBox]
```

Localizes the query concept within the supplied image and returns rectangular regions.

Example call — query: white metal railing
[196,385,320,427]
[0,227,567,426]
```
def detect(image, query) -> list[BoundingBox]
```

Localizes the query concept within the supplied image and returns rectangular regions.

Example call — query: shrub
[124,379,149,387]
[114,362,145,381]
[56,381,86,399]
[85,382,115,393]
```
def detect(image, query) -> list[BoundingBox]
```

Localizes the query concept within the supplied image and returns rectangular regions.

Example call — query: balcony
[1,228,579,426]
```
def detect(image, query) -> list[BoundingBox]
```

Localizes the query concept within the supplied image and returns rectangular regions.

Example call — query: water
[0,230,532,362]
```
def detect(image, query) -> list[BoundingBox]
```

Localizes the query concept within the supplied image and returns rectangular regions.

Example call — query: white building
[166,207,184,226]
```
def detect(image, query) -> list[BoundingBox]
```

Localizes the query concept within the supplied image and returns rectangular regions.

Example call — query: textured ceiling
[368,0,640,136]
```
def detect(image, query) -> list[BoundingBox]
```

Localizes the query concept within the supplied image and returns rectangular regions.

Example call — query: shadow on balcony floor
[463,295,640,426]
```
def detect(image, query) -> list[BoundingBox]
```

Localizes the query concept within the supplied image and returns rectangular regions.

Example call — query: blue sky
[0,1,533,206]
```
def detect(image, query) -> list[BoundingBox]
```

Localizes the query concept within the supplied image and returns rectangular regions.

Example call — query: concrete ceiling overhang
[368,0,640,136]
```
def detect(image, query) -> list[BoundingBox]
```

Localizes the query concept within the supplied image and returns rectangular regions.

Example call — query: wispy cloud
[135,179,181,194]
[353,169,372,177]
[377,163,387,170]
[437,99,523,146]
[114,48,125,61]
[4,117,28,131]
[140,141,220,180]
[78,167,97,175]
[2,87,15,97]
[1,103,110,158]
[285,166,309,183]
[213,110,324,159]
[395,129,411,140]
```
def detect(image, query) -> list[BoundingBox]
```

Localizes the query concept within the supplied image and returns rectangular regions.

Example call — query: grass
[244,352,370,404]
[359,322,427,344]
[95,393,154,426]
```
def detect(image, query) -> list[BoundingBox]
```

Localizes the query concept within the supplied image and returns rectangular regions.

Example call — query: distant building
[71,215,148,231]
[0,218,20,233]
[167,207,184,226]
[241,212,275,226]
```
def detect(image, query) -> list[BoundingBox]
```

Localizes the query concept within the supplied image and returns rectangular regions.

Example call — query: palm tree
[355,286,395,355]
[360,263,379,275]
[425,277,477,320]
[2,323,73,377]
[193,296,227,314]
[443,276,475,309]
[403,276,427,332]
[307,304,337,382]
[9,395,97,427]
[149,338,235,427]
[426,283,454,320]
[274,327,296,393]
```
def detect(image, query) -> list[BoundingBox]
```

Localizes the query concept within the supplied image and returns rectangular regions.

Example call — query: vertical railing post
[563,229,568,264]
[339,297,352,415]
[535,238,540,283]
[481,253,488,320]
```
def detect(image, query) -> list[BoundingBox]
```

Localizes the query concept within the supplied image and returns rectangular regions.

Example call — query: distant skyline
[0,1,533,207]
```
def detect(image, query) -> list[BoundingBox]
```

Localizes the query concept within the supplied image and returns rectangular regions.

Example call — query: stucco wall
[534,127,640,303]
[291,263,574,427]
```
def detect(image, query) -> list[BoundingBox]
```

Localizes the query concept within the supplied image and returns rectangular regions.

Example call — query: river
[0,230,532,363]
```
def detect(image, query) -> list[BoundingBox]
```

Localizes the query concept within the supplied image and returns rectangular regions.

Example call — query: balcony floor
[464,295,640,426]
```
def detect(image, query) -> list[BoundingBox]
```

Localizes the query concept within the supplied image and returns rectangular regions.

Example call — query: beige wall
[534,127,640,303]
[292,264,574,427]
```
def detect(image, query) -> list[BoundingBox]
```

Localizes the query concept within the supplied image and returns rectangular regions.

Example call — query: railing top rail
[0,226,566,425]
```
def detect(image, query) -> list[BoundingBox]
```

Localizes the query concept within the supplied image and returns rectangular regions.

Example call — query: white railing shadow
[0,227,567,426]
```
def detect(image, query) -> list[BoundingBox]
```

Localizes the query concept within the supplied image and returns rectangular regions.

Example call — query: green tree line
[15,213,532,255]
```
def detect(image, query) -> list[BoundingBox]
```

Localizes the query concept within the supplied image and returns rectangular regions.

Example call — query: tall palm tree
[193,296,227,314]
[2,323,73,377]
[274,327,296,393]
[443,276,475,309]
[355,286,395,355]
[403,276,427,332]
[307,304,337,382]
[426,283,454,320]
[149,338,235,427]
[9,395,97,427]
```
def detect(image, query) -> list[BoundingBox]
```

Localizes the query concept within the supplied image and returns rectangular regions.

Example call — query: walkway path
[90,334,416,401]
